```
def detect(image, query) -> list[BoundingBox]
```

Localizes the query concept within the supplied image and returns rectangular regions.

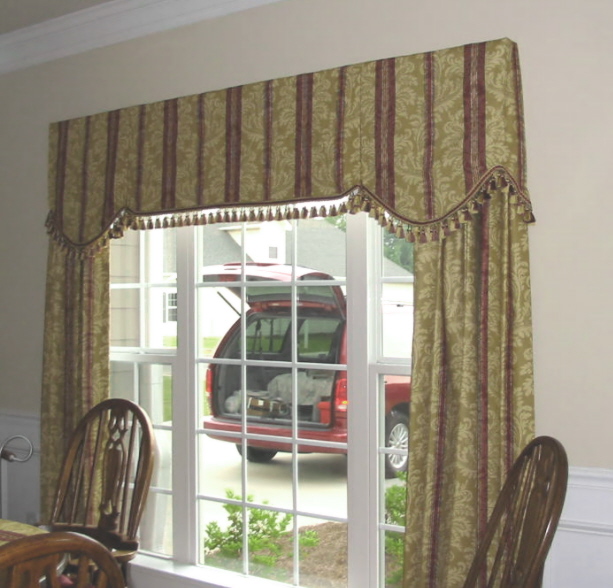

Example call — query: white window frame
[111,212,411,588]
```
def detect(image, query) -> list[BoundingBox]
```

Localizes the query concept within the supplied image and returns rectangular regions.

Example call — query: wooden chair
[0,531,125,587]
[48,399,155,578]
[462,436,568,588]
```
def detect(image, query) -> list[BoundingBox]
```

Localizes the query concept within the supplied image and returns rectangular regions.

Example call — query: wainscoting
[1,412,611,586]
[0,412,40,524]
[544,467,613,587]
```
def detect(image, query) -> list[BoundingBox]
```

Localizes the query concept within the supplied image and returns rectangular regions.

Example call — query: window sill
[129,554,290,588]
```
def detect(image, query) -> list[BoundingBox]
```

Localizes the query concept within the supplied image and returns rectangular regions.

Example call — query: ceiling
[0,0,116,35]
[0,0,288,74]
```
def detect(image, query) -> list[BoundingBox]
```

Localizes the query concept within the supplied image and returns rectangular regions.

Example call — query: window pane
[298,516,347,588]
[110,288,140,346]
[140,491,173,556]
[296,217,347,280]
[383,530,405,587]
[379,373,410,480]
[380,227,414,359]
[297,316,343,363]
[110,229,140,284]
[381,231,413,277]
[196,286,241,359]
[110,229,177,350]
[198,434,242,501]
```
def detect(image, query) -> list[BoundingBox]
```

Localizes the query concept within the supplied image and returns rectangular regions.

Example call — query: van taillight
[334,374,348,410]
[205,366,214,396]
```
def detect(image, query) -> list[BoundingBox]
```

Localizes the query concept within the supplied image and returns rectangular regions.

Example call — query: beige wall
[1,0,611,468]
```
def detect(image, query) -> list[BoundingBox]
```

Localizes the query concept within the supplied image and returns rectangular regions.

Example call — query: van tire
[385,411,409,479]
[236,445,278,463]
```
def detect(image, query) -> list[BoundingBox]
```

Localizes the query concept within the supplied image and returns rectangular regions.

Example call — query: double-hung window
[109,209,413,587]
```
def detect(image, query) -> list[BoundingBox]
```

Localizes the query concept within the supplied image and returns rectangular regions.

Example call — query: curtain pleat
[40,242,109,519]
[404,188,535,586]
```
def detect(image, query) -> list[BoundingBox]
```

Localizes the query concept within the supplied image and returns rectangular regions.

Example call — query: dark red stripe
[504,215,516,467]
[386,61,396,209]
[375,59,396,207]
[135,105,146,211]
[162,99,179,210]
[103,110,120,229]
[476,43,487,176]
[197,94,206,206]
[63,256,77,437]
[428,299,449,586]
[83,257,95,409]
[477,202,491,546]
[54,121,70,231]
[335,67,347,194]
[295,74,314,198]
[264,81,274,201]
[225,87,242,203]
[79,117,91,243]
[512,44,526,190]
[463,45,475,193]
[463,44,488,193]
[423,53,435,219]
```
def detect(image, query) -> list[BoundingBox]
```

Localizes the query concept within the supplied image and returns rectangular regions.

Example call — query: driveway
[199,436,348,524]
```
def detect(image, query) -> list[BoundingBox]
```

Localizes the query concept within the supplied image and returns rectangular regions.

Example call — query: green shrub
[203,488,319,568]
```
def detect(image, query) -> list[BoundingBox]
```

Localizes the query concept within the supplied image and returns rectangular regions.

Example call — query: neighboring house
[161,220,414,351]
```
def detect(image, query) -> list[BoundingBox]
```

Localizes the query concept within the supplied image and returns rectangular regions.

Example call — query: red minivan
[202,263,411,478]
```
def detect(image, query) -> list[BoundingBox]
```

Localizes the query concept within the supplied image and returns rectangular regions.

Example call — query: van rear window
[222,315,342,363]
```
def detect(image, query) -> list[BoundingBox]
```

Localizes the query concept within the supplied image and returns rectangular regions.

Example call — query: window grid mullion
[173,225,198,563]
[345,212,378,587]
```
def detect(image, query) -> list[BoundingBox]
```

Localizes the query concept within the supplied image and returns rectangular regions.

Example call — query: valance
[46,37,533,255]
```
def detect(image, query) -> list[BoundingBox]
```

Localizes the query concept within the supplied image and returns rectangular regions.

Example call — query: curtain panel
[41,37,535,586]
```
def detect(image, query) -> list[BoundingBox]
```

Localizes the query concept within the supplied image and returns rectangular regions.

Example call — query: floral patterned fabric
[405,190,535,586]
[46,38,531,254]
[41,37,535,586]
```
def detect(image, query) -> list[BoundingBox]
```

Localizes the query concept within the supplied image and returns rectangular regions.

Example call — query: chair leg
[120,560,129,587]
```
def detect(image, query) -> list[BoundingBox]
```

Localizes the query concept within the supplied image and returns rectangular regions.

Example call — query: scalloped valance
[47,37,532,255]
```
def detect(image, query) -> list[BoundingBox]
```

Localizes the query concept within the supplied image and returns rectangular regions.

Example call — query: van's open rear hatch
[201,262,346,316]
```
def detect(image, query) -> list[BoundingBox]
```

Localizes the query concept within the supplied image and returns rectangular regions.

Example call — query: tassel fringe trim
[46,166,534,258]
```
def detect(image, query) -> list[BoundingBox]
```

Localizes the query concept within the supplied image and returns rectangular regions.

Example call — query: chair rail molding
[0,0,288,76]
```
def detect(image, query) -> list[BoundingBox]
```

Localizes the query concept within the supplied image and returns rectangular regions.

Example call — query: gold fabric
[404,188,535,586]
[46,38,531,255]
[40,241,109,519]
[41,36,535,584]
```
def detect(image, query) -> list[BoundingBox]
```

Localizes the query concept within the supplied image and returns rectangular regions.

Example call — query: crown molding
[0,0,286,76]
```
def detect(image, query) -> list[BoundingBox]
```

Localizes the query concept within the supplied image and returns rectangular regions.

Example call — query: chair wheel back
[50,399,155,559]
[462,435,568,588]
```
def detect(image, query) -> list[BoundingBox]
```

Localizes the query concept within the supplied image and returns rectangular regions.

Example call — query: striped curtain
[41,38,535,585]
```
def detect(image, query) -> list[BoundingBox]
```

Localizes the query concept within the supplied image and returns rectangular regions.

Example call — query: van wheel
[385,411,409,479]
[236,445,278,463]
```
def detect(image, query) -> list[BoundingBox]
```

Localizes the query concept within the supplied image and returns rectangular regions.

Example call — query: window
[164,292,178,323]
[110,210,413,587]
